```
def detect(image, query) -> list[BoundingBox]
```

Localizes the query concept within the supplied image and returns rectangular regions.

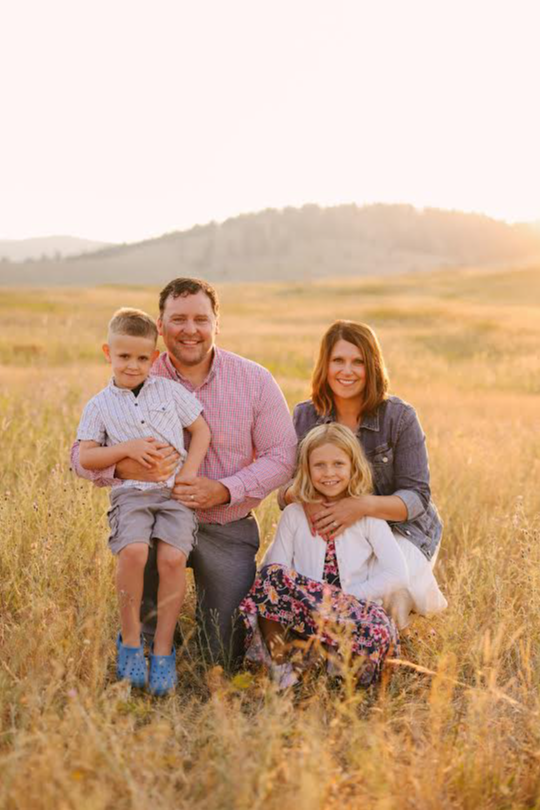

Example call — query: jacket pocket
[368,443,394,493]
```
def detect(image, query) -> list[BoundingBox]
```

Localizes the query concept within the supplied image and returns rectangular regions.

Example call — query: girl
[239,423,409,689]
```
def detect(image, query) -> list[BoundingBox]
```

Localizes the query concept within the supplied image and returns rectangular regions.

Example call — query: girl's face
[327,339,366,403]
[309,442,352,501]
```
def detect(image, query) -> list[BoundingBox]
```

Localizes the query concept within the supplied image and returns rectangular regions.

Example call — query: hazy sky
[1,0,539,243]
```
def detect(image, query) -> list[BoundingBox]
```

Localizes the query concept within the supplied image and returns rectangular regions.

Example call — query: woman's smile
[327,339,366,401]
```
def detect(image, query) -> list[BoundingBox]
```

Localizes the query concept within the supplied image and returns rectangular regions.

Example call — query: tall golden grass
[0,266,539,809]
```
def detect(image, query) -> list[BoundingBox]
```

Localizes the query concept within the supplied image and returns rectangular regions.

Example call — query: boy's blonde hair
[289,423,373,504]
[108,308,158,342]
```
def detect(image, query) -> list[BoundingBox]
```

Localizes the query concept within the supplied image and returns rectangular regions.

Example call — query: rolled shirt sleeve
[70,440,119,488]
[171,385,203,427]
[76,399,107,443]
[391,406,431,521]
[72,399,119,486]
[219,370,297,506]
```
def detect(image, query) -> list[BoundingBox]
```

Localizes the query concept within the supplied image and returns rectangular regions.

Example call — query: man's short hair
[159,278,220,317]
[108,307,158,342]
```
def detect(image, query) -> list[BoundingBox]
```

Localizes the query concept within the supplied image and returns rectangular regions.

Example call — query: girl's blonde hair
[289,423,373,504]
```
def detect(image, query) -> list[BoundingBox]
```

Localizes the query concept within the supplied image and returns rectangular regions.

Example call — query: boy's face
[102,334,159,389]
[309,442,352,501]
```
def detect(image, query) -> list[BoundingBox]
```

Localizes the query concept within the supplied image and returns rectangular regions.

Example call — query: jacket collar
[359,411,380,432]
[316,406,380,433]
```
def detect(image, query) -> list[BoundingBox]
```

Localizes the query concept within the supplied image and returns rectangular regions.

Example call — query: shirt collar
[163,346,220,390]
[107,376,157,394]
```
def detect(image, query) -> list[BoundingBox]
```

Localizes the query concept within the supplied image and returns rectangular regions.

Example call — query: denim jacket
[293,396,443,560]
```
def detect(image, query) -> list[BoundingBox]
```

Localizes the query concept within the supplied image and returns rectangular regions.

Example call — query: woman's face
[327,339,366,403]
[309,442,352,501]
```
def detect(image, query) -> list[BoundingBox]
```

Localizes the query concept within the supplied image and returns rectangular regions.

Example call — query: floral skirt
[239,563,400,686]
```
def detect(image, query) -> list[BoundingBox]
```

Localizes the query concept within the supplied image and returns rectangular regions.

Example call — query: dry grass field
[0,265,539,810]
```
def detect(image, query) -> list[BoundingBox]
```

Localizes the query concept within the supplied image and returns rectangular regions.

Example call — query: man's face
[158,290,218,369]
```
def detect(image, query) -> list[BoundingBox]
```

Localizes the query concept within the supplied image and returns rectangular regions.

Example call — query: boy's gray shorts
[107,486,197,557]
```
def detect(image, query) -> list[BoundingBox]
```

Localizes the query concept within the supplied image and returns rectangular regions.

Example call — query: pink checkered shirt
[71,348,297,524]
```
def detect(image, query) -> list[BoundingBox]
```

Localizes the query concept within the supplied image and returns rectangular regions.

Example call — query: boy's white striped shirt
[76,375,203,491]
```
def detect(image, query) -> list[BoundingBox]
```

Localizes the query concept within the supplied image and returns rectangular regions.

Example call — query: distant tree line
[1,204,538,286]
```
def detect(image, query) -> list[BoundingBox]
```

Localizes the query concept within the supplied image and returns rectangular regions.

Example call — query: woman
[280,320,447,629]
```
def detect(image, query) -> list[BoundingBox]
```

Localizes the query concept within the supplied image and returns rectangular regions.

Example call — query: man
[71,277,297,666]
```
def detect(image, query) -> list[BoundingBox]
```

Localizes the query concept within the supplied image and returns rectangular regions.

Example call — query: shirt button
[141,420,145,424]
[406,530,411,535]
[382,456,388,463]
[134,403,138,407]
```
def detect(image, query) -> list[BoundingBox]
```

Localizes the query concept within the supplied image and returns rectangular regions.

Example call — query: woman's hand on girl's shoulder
[302,500,327,537]
[310,496,368,540]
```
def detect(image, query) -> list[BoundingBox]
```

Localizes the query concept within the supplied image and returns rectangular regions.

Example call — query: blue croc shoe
[116,633,147,689]
[149,646,178,696]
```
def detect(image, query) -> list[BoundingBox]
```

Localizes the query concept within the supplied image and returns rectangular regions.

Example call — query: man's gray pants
[141,515,259,668]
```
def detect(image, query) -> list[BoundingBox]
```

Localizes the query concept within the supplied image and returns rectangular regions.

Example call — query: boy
[77,307,210,695]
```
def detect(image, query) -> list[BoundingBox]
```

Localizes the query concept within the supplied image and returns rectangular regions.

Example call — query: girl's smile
[309,443,352,501]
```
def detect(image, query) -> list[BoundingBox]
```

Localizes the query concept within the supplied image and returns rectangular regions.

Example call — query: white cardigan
[263,504,409,603]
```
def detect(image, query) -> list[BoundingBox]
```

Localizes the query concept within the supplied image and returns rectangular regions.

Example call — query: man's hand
[173,475,230,510]
[116,442,180,482]
[309,496,367,540]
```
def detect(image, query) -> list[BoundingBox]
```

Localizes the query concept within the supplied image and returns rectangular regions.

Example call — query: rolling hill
[0,235,112,263]
[0,204,538,286]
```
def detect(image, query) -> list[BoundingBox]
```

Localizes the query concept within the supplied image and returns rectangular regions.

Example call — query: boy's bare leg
[154,542,187,656]
[117,543,149,647]
[258,616,289,664]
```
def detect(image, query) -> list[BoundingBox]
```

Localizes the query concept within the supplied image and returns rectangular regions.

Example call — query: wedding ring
[333,521,338,528]
[191,494,195,501]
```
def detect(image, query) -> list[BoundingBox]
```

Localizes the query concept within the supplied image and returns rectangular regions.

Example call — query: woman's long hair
[289,423,373,504]
[311,321,389,417]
